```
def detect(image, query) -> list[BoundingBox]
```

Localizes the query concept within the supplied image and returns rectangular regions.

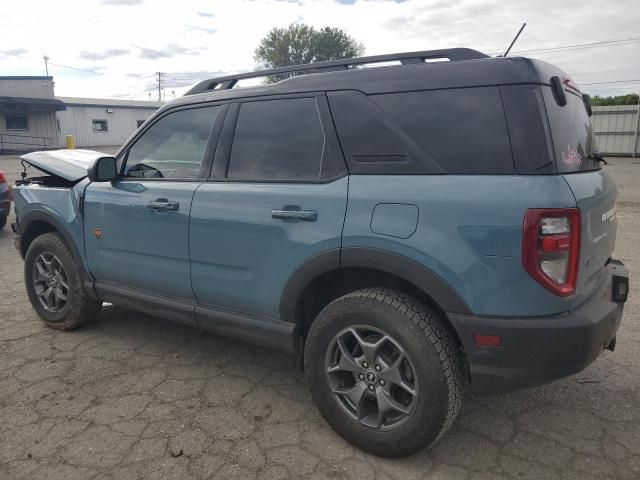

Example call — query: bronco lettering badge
[602,205,616,224]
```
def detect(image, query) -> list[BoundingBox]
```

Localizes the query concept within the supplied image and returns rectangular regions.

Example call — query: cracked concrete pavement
[0,151,639,479]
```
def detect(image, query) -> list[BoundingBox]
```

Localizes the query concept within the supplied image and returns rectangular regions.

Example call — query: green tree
[590,93,639,106]
[254,23,364,83]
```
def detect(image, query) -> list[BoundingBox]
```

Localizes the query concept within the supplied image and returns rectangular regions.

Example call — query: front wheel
[24,232,101,330]
[305,288,463,457]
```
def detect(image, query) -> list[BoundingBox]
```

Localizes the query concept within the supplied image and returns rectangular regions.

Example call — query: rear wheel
[0,215,6,229]
[305,288,463,457]
[24,233,101,330]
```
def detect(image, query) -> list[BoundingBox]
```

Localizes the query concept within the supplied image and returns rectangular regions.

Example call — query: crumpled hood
[20,149,109,182]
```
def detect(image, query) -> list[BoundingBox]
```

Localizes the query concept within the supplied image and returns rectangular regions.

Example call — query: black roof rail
[185,48,489,96]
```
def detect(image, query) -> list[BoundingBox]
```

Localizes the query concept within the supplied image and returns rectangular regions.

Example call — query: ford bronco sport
[12,48,629,457]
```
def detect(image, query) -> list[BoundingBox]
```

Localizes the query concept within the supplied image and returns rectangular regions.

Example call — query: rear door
[189,94,348,327]
[542,86,617,296]
[84,104,225,323]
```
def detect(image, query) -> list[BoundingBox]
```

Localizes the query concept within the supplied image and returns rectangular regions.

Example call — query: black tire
[24,232,101,330]
[0,215,6,229]
[305,288,463,458]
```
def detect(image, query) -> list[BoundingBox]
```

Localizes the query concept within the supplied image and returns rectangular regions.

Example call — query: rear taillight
[0,170,5,183]
[522,208,580,297]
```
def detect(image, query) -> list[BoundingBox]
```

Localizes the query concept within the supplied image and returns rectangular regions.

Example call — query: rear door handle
[271,208,317,222]
[147,198,179,211]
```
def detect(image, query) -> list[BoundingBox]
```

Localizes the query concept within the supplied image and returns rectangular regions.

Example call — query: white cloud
[1,0,639,100]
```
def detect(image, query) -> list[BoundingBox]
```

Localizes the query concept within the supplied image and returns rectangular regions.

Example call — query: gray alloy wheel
[25,232,101,330]
[325,325,418,431]
[32,252,69,313]
[305,288,463,457]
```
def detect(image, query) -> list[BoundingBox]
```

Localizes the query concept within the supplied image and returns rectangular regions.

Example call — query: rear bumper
[449,260,628,395]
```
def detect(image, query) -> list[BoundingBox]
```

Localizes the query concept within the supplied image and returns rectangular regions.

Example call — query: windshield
[543,87,600,173]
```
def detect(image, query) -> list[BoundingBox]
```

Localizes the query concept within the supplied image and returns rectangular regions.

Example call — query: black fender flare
[279,246,471,327]
[18,210,95,287]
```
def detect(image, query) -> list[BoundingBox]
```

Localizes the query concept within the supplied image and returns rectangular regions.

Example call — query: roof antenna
[503,22,527,57]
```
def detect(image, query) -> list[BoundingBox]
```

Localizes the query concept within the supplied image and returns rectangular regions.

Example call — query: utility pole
[43,55,49,76]
[633,91,640,158]
[156,72,165,102]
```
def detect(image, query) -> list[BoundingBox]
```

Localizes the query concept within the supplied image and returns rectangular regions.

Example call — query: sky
[1,0,639,101]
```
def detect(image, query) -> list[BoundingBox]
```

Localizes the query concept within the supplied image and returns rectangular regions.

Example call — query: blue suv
[12,48,629,457]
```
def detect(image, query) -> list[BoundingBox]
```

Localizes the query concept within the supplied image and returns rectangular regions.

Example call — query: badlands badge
[601,205,616,224]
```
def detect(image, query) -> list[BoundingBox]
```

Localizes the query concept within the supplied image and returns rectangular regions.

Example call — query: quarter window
[6,114,28,130]
[227,98,328,181]
[370,87,514,174]
[92,119,108,132]
[124,106,220,179]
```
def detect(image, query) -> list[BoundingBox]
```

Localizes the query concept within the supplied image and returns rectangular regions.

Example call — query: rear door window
[227,97,341,181]
[542,87,600,173]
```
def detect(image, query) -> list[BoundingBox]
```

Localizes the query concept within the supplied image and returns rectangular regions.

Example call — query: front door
[84,104,225,323]
[189,95,348,332]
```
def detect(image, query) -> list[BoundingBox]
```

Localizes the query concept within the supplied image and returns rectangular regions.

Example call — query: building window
[136,120,145,128]
[6,114,29,131]
[92,119,108,132]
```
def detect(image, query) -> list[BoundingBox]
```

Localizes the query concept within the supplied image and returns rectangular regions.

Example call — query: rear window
[542,87,600,173]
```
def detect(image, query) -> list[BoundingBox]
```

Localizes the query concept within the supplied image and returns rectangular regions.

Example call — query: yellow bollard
[65,135,75,149]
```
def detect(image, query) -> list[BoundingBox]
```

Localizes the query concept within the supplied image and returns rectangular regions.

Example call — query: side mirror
[88,156,118,182]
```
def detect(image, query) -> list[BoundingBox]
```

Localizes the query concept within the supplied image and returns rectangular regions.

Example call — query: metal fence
[592,104,640,157]
[0,133,52,154]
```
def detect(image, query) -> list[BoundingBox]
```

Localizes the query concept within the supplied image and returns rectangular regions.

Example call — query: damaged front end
[16,149,107,187]
[12,150,105,262]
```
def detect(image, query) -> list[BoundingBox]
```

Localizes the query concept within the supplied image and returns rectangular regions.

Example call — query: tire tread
[305,287,464,456]
[25,233,100,330]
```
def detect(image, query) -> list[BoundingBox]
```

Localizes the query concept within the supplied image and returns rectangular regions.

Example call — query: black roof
[0,76,53,81]
[166,49,564,111]
[0,96,66,111]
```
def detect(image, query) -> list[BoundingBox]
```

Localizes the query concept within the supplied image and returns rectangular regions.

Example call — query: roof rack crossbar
[185,48,488,96]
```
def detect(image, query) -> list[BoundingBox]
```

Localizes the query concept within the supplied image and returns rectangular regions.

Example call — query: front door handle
[272,207,317,222]
[147,198,179,211]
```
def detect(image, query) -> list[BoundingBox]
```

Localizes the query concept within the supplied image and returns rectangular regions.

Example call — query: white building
[56,97,162,148]
[0,76,161,153]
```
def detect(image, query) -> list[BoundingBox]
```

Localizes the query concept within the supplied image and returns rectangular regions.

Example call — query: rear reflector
[523,208,580,297]
[541,234,571,252]
[472,333,501,348]
[612,276,628,302]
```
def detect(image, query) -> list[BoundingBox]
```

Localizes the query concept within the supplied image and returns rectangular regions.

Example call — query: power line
[47,62,103,75]
[0,49,105,75]
[0,49,31,59]
[488,36,640,57]
[571,67,640,76]
[512,37,640,55]
[580,79,640,86]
